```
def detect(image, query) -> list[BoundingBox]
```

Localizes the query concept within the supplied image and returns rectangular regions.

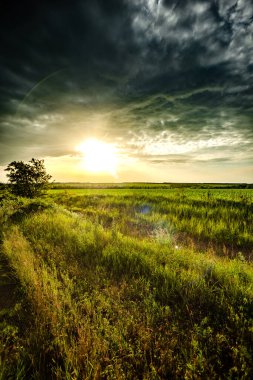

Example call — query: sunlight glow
[76,139,118,175]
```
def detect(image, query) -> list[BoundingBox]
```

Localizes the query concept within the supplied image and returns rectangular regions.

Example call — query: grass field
[0,185,253,379]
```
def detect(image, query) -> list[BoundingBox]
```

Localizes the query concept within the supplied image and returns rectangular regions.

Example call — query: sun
[76,139,118,175]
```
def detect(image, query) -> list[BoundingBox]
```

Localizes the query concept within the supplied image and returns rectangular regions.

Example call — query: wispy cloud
[0,0,252,181]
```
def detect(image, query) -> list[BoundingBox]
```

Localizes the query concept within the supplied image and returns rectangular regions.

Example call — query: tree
[5,158,52,198]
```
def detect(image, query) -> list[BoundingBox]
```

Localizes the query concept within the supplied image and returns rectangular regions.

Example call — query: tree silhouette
[5,158,51,198]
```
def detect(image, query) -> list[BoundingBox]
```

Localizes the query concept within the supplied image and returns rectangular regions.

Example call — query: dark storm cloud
[0,0,253,168]
[0,0,137,112]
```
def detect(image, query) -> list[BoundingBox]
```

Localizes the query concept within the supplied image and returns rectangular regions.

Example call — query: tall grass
[1,196,253,378]
[51,188,253,257]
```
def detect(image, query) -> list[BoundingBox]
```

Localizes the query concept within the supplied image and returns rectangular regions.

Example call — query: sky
[0,0,253,183]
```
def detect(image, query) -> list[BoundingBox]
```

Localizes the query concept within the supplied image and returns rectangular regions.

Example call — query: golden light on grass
[76,138,118,176]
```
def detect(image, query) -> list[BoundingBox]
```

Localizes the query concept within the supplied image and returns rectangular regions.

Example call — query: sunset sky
[1,0,253,182]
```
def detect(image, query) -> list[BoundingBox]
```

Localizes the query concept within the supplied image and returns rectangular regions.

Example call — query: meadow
[0,185,253,379]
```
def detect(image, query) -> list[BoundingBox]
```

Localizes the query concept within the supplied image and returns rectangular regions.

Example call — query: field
[0,185,253,379]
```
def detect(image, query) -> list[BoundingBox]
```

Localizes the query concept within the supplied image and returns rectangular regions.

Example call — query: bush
[5,158,51,198]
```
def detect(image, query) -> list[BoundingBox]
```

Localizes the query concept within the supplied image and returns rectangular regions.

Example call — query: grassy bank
[0,190,253,378]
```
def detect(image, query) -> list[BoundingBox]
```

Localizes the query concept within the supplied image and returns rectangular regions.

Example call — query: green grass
[0,187,253,378]
[50,188,253,257]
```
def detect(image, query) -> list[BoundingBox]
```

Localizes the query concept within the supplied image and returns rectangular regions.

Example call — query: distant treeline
[1,182,252,191]
[49,182,253,190]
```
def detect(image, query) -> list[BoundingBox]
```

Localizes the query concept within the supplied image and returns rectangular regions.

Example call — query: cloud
[0,0,252,181]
